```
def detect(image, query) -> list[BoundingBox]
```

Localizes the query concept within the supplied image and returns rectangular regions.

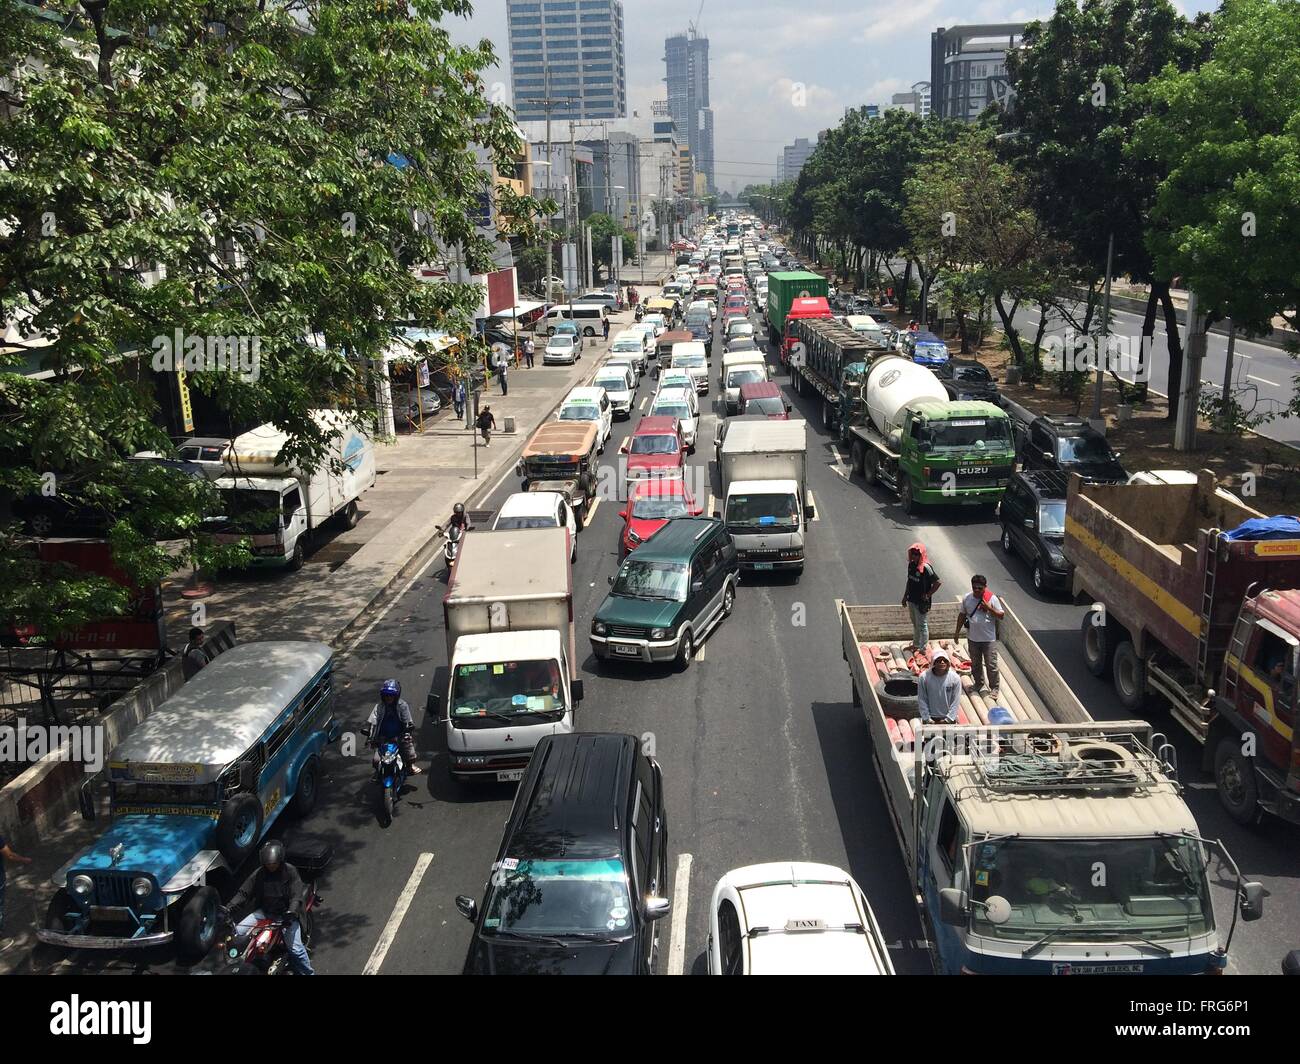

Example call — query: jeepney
[38,641,339,957]
[516,421,600,525]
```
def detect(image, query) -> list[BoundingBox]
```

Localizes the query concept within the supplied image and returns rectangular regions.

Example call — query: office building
[664,30,715,193]
[913,81,932,118]
[508,0,627,121]
[930,24,1024,121]
[779,137,816,183]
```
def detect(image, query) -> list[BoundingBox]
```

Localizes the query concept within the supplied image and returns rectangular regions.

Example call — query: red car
[738,381,791,419]
[617,477,702,557]
[620,415,686,483]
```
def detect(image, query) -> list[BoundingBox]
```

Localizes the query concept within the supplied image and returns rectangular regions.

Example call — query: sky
[446,1,1205,195]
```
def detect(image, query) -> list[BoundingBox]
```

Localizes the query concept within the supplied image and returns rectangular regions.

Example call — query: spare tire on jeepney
[215,792,264,866]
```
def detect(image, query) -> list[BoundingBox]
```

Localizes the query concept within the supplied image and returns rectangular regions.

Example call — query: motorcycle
[373,734,411,826]
[210,886,322,975]
[440,522,463,570]
[634,305,645,322]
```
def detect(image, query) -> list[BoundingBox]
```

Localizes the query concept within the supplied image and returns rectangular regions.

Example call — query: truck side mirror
[78,777,97,822]
[426,691,441,714]
[1241,881,1266,921]
[938,887,968,926]
[571,679,584,703]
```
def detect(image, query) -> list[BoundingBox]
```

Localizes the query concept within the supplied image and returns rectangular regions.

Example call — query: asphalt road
[41,279,1300,977]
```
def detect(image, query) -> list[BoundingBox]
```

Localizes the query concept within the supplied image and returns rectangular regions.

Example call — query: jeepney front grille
[91,872,133,907]
[607,625,647,639]
[526,460,580,479]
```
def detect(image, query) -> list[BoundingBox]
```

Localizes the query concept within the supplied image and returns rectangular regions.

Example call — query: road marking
[584,496,601,525]
[667,852,693,975]
[807,489,820,521]
[363,852,434,975]
[639,396,648,412]
[707,493,716,517]
[1248,373,1280,387]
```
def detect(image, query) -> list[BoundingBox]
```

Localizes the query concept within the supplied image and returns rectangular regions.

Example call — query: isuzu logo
[957,466,990,475]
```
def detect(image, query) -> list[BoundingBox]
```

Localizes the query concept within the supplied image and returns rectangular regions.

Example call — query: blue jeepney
[38,641,339,957]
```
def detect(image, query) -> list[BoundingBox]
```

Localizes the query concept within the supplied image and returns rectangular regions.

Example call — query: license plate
[613,644,639,656]
[754,562,774,570]
[496,770,524,783]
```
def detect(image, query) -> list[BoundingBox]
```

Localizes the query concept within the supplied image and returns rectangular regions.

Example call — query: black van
[456,733,670,975]
[998,469,1074,595]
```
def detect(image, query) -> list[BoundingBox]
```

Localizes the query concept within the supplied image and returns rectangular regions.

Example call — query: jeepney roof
[109,641,333,776]
[521,421,598,458]
[943,760,1198,838]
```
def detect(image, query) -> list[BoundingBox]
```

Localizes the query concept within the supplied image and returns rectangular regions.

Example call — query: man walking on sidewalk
[523,336,535,368]
[602,316,610,342]
[955,574,1005,696]
[452,379,465,420]
[498,360,509,396]
[476,405,496,446]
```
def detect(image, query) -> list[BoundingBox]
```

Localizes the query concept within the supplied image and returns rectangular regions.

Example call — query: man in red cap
[901,542,941,651]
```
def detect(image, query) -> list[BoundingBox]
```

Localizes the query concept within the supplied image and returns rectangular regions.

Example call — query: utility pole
[1090,230,1115,426]
[517,75,579,304]
[1175,290,1207,452]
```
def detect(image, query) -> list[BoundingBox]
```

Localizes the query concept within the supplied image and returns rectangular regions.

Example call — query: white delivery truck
[432,527,584,783]
[716,419,813,578]
[208,410,376,570]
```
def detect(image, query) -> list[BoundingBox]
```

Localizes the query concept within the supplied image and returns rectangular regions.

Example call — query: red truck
[1064,471,1300,825]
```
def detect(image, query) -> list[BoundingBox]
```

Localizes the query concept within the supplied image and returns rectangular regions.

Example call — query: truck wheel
[289,755,319,818]
[1214,737,1260,825]
[215,793,264,866]
[1080,611,1114,678]
[863,449,880,485]
[821,400,833,430]
[1111,641,1147,710]
[899,477,916,515]
[337,500,360,529]
[851,441,866,478]
[851,681,861,707]
[177,886,221,958]
[288,542,305,572]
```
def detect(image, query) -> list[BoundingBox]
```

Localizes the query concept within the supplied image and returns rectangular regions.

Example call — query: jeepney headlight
[650,628,667,640]
[131,876,152,899]
[71,874,93,897]
[593,621,608,636]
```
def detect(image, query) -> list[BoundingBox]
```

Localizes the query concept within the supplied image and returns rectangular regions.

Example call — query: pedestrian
[523,336,535,368]
[476,405,496,447]
[498,360,508,396]
[602,316,610,341]
[900,542,941,652]
[452,379,466,420]
[182,626,209,680]
[955,574,1005,696]
[917,648,961,724]
[0,832,33,951]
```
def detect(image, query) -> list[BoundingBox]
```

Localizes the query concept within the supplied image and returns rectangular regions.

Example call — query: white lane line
[639,396,648,412]
[585,496,602,525]
[807,489,820,521]
[667,852,693,975]
[707,493,716,516]
[830,465,849,481]
[342,553,439,656]
[1248,373,1280,387]
[363,852,434,975]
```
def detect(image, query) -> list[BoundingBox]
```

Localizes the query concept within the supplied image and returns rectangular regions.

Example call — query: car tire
[338,500,360,530]
[177,886,221,958]
[1214,737,1260,826]
[1111,640,1147,710]
[1000,524,1014,554]
[289,755,319,818]
[1031,559,1046,593]
[676,630,694,672]
[1081,610,1114,678]
[721,580,735,618]
[875,671,919,716]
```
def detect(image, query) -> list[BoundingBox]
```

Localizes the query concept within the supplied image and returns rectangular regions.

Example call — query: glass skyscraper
[508,0,627,121]
[663,30,714,194]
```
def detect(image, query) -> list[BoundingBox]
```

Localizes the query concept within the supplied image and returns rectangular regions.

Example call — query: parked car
[544,334,581,365]
[997,469,1073,595]
[1016,414,1127,483]
[590,517,739,670]
[456,733,669,974]
[492,491,578,562]
[618,477,701,558]
[932,358,1000,404]
[621,415,687,484]
[575,290,621,310]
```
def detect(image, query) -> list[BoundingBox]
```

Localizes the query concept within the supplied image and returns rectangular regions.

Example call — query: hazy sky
[446,1,1206,194]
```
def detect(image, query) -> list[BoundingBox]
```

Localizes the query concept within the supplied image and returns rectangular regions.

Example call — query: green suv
[590,518,739,670]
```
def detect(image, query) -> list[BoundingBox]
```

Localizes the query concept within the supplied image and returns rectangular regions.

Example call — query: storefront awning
[488,301,543,321]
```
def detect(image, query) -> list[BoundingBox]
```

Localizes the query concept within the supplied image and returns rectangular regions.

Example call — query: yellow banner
[177,370,194,434]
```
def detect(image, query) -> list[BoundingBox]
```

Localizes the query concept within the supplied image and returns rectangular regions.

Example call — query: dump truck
[1064,471,1300,826]
[765,271,829,348]
[432,527,583,783]
[837,598,1264,975]
[716,419,812,577]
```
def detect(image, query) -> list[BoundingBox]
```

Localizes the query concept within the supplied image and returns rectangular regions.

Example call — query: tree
[584,213,634,276]
[0,0,544,635]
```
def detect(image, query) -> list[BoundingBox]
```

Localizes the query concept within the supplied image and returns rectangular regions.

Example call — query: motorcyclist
[634,304,645,322]
[228,840,314,975]
[366,679,421,775]
[440,502,471,542]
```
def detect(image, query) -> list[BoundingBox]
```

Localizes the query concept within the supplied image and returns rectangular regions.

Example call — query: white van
[721,352,769,414]
[539,303,608,337]
[556,386,612,450]
[670,340,709,395]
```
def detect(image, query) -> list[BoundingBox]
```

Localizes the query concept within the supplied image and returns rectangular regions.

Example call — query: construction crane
[688,0,704,37]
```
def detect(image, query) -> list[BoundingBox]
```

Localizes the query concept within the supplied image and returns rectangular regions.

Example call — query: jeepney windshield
[923,417,1012,454]
[450,659,565,727]
[112,781,219,805]
[967,835,1213,942]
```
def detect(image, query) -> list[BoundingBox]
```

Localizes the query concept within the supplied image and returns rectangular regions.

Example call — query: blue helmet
[380,679,401,702]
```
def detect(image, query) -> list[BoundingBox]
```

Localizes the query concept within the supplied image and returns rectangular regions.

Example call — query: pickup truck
[837,598,1263,974]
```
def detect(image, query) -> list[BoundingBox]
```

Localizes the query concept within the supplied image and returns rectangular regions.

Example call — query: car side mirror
[691,580,704,593]
[939,887,968,926]
[805,501,815,519]
[643,896,672,922]
[1284,949,1300,975]
[455,895,478,923]
[691,506,703,516]
[607,575,614,585]
[617,510,627,520]
[784,402,792,413]
[571,679,584,703]
[1023,518,1033,529]
[1241,880,1266,922]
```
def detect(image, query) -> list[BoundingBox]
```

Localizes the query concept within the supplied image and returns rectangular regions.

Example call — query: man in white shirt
[955,574,1005,695]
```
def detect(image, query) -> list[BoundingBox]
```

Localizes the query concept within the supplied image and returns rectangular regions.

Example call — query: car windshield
[729,324,753,335]
[612,558,689,601]
[727,368,765,388]
[1058,434,1115,463]
[450,659,565,722]
[549,337,574,349]
[746,396,785,416]
[595,376,627,392]
[726,492,799,532]
[956,364,993,382]
[924,417,1012,452]
[653,402,691,420]
[483,858,633,938]
[1038,500,1067,535]
[495,516,558,531]
[612,342,641,353]
[560,405,599,421]
[113,781,219,805]
[631,494,691,519]
[675,354,705,368]
[630,434,679,455]
[967,835,1213,942]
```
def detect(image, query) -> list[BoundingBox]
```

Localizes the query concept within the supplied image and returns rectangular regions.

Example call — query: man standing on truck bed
[956,574,1005,696]
[901,542,941,651]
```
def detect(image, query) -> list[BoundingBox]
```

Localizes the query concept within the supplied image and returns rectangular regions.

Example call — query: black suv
[998,469,1073,594]
[1016,415,1126,483]
[457,733,670,975]
[933,359,1000,404]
